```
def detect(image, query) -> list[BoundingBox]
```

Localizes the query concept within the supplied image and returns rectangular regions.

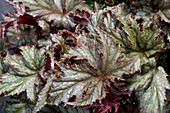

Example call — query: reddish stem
[150,15,160,27]
[37,71,46,88]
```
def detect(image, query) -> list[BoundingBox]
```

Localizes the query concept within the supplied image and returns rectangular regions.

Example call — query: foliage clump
[0,0,169,113]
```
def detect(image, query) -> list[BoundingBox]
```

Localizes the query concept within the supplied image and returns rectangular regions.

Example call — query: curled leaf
[13,0,90,29]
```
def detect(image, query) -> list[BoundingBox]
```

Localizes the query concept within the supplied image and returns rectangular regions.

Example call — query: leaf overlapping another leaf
[5,25,37,49]
[85,94,121,113]
[128,58,170,113]
[92,11,164,71]
[41,33,70,73]
[0,1,38,51]
[48,28,136,106]
[1,1,37,34]
[0,58,9,76]
[13,0,91,29]
[130,0,170,23]
[0,0,169,113]
[0,46,45,101]
[1,94,34,113]
[116,0,170,42]
[117,15,164,70]
[33,78,53,113]
[58,104,90,113]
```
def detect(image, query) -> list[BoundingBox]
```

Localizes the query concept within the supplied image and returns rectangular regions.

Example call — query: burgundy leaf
[85,94,121,113]
[17,14,37,26]
[37,71,46,88]
[54,45,62,61]
[44,53,51,72]
[1,2,38,43]
[58,30,77,47]
[69,9,92,26]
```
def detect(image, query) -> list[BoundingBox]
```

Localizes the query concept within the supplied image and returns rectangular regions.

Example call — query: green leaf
[13,0,89,29]
[4,95,34,113]
[132,0,170,28]
[168,33,170,42]
[163,93,170,113]
[0,2,37,49]
[158,0,170,23]
[38,20,50,31]
[0,72,36,100]
[50,33,69,54]
[128,58,170,113]
[124,0,170,41]
[118,15,163,62]
[38,104,60,113]
[48,28,136,106]
[0,22,6,52]
[88,9,106,30]
[88,2,167,72]
[0,46,45,101]
[38,104,89,113]
[58,104,89,113]
[159,9,170,23]
[6,102,33,113]
[38,33,70,73]
[0,58,9,76]
[6,25,36,48]
[33,78,53,113]
[87,6,123,33]
[97,13,164,71]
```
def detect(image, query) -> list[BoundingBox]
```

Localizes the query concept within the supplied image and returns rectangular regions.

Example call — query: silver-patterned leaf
[33,78,53,113]
[48,28,136,106]
[13,0,89,29]
[0,46,45,101]
[94,12,164,72]
[128,58,170,113]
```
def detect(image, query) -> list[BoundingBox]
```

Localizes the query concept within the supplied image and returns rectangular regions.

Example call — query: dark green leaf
[59,104,89,113]
[0,94,34,113]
